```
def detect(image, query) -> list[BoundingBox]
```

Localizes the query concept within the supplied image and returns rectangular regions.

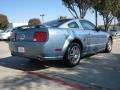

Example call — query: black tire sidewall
[105,38,112,53]
[64,43,81,67]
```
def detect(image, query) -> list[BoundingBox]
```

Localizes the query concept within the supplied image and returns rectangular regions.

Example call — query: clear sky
[0,0,111,25]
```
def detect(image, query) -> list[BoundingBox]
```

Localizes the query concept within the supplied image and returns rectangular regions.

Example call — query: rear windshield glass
[43,19,71,27]
[15,25,45,30]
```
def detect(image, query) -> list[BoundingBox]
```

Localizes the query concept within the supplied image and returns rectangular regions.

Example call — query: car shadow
[0,54,120,90]
[0,53,120,71]
[0,56,67,71]
[0,52,101,72]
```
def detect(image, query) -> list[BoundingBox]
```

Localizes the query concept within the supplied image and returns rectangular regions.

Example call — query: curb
[25,71,86,90]
[22,70,111,90]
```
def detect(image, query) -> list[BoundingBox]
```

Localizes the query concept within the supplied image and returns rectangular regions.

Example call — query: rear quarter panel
[44,28,69,57]
[45,28,86,57]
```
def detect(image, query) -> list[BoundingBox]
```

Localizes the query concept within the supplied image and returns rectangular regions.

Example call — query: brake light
[10,33,16,41]
[33,32,47,42]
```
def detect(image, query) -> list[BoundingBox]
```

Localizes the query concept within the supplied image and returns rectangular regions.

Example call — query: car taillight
[33,32,47,42]
[10,34,16,41]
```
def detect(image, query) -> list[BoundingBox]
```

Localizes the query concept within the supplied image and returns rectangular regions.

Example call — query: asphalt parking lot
[0,40,120,90]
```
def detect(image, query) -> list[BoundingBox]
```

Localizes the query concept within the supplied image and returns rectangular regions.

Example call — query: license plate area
[18,47,25,53]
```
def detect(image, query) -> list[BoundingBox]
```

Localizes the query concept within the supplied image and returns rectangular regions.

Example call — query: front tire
[105,38,112,53]
[64,43,81,67]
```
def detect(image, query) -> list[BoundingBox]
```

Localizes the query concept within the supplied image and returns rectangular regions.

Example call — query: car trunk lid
[11,25,48,42]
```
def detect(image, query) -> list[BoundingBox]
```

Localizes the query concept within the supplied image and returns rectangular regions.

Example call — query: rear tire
[64,43,81,67]
[104,38,112,53]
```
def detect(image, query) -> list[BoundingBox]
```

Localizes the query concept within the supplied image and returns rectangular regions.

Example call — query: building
[8,23,28,29]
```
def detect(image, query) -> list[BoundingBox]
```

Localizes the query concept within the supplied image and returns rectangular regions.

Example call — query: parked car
[0,29,13,40]
[108,29,120,36]
[0,29,4,33]
[9,19,113,66]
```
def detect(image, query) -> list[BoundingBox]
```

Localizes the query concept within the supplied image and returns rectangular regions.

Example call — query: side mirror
[96,28,100,32]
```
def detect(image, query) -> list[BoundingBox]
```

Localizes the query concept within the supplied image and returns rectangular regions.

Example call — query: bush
[58,16,67,20]
[28,18,41,26]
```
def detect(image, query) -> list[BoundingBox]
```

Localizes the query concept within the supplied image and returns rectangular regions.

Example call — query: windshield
[43,19,71,27]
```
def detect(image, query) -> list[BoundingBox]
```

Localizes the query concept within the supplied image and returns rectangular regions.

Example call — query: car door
[80,20,101,53]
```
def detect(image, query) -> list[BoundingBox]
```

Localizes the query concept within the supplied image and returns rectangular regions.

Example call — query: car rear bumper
[9,41,63,60]
[11,51,63,60]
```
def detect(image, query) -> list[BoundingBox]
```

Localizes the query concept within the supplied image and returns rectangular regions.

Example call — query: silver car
[9,19,113,66]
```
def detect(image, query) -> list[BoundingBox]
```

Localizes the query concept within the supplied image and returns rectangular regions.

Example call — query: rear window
[43,19,71,27]
[14,25,45,30]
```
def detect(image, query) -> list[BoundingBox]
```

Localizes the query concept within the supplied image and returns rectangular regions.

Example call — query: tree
[58,16,67,20]
[62,0,90,18]
[90,0,114,31]
[28,18,41,26]
[109,0,120,26]
[0,14,9,30]
[89,0,101,27]
[100,0,114,31]
[117,13,120,26]
[101,11,114,31]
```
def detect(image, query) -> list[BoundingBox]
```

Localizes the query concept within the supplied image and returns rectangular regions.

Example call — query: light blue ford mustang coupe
[9,19,113,66]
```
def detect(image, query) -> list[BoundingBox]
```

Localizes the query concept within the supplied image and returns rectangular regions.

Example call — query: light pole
[40,14,45,23]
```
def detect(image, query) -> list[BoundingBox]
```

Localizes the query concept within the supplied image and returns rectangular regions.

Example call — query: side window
[80,20,95,30]
[68,22,79,28]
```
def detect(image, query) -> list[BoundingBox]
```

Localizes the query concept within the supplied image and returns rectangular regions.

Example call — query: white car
[0,29,13,40]
[0,29,4,33]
